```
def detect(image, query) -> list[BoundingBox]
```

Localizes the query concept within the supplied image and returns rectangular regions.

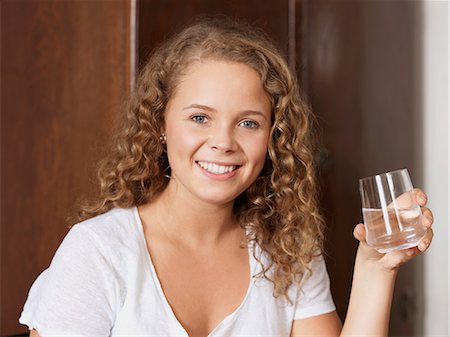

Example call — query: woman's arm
[291,311,342,337]
[339,241,399,336]
[291,249,398,337]
[291,189,434,337]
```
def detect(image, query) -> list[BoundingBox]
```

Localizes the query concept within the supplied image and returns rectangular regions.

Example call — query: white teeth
[197,161,237,174]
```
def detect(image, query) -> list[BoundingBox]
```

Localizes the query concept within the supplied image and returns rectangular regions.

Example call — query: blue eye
[239,120,259,129]
[191,115,208,124]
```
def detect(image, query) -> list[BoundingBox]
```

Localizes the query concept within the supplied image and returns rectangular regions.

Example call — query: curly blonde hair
[77,19,325,302]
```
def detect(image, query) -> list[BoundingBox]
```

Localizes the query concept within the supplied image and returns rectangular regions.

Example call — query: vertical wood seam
[299,0,309,92]
[288,0,296,71]
[130,0,137,90]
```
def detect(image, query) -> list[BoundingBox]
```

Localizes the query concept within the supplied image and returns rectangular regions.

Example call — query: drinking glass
[359,168,426,253]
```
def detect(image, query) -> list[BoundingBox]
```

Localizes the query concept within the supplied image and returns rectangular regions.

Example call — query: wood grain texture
[1,0,131,334]
[138,0,290,66]
[1,0,419,335]
[304,0,365,320]
[303,1,418,334]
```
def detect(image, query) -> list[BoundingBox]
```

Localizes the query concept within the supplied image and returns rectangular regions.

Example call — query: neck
[139,183,240,248]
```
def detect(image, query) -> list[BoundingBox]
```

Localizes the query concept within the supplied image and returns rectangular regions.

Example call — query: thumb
[353,223,366,242]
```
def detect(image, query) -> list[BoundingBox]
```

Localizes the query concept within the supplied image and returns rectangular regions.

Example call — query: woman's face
[163,59,272,206]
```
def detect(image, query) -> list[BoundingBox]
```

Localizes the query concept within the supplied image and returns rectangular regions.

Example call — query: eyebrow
[182,104,268,120]
[183,104,215,112]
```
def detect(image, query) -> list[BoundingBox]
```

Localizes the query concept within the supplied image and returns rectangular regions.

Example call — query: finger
[353,223,366,242]
[418,228,434,252]
[388,190,422,209]
[381,246,420,269]
[413,188,428,206]
[421,207,434,228]
[405,246,421,259]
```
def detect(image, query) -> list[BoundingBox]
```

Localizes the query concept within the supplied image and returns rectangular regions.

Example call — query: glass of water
[359,168,426,253]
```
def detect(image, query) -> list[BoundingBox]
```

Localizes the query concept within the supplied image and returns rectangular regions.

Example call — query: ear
[159,125,166,135]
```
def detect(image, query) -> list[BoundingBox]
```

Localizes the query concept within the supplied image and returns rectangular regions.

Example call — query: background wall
[0,0,132,334]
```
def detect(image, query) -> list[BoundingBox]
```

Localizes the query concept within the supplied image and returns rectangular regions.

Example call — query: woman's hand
[353,188,434,271]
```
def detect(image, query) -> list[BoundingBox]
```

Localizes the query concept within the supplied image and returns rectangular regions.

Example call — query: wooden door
[302,0,420,334]
[1,1,132,334]
[1,0,420,335]
[138,0,291,66]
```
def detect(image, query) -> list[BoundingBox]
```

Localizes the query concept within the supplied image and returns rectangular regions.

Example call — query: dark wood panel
[0,0,131,334]
[303,0,418,334]
[0,0,419,334]
[359,2,419,335]
[303,0,365,321]
[138,0,290,66]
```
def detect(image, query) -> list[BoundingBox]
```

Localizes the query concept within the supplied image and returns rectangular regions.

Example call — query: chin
[201,196,236,206]
[195,191,240,206]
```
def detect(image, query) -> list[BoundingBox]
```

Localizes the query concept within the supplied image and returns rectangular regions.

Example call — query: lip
[195,160,241,180]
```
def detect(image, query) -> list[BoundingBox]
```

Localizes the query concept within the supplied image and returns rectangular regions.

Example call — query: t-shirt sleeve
[293,254,336,320]
[19,225,119,336]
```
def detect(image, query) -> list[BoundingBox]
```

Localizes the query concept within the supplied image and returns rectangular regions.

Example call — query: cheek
[246,135,270,168]
[166,126,204,162]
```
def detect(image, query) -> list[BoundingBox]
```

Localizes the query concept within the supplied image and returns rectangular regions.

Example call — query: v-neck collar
[133,206,256,337]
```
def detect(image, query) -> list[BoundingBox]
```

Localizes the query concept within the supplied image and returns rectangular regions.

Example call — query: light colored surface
[420,0,449,335]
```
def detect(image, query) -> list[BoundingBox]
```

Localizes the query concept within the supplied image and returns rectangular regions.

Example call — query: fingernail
[420,194,428,203]
[426,215,433,224]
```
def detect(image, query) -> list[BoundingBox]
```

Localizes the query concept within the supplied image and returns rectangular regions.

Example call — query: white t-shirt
[19,207,336,336]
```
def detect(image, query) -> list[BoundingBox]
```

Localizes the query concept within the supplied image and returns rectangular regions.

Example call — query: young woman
[20,19,434,337]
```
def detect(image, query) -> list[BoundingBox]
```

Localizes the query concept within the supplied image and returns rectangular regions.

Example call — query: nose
[208,124,237,153]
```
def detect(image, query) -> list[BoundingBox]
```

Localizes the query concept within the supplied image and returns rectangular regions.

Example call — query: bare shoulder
[290,311,342,337]
[30,329,41,337]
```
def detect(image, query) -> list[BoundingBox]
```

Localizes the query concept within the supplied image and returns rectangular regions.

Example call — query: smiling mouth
[196,161,239,174]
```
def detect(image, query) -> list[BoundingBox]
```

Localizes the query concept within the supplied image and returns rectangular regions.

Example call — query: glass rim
[359,168,408,183]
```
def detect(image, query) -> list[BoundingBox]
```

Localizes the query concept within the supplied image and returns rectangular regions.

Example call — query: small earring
[160,133,167,144]
[163,165,171,179]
